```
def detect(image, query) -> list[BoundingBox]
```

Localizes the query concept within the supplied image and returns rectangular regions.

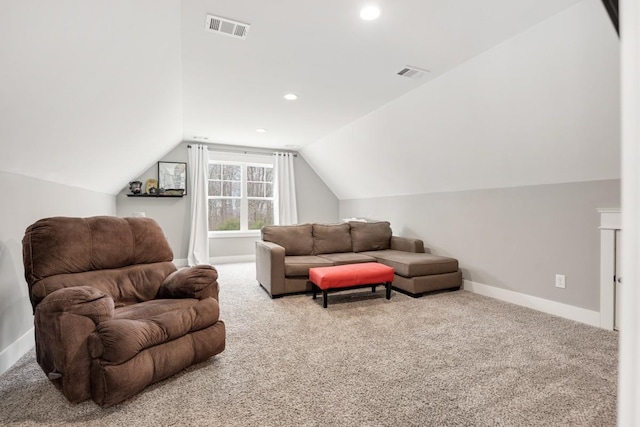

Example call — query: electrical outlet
[555,274,566,289]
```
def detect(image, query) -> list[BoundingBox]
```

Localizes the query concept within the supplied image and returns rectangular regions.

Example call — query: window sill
[209,230,261,239]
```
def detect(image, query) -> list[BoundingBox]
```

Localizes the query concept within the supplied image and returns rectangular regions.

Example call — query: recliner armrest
[390,236,425,253]
[158,265,220,301]
[37,286,114,324]
[34,286,114,403]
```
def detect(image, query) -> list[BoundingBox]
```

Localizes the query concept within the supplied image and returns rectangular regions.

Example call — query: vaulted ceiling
[0,0,619,197]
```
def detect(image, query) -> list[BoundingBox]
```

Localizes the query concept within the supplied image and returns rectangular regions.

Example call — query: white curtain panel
[273,152,298,225]
[187,144,210,266]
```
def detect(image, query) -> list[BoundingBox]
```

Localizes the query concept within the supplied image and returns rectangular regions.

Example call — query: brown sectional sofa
[255,221,462,298]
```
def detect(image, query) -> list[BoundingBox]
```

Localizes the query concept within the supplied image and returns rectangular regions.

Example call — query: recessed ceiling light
[360,5,380,20]
[284,93,298,101]
[256,128,267,133]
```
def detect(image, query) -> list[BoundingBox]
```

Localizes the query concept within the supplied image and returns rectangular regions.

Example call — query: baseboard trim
[0,328,34,375]
[210,255,255,264]
[463,280,600,328]
[174,255,256,267]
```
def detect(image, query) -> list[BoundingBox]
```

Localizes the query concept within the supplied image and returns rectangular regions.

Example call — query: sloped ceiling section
[0,0,182,195]
[181,0,585,149]
[301,0,620,200]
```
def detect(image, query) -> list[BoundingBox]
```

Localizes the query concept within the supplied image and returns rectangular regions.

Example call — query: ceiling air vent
[397,66,430,79]
[205,14,250,40]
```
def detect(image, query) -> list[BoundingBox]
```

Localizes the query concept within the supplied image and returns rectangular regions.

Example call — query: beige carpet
[0,262,618,426]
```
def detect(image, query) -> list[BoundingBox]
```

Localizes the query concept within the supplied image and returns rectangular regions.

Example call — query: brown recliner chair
[22,216,225,406]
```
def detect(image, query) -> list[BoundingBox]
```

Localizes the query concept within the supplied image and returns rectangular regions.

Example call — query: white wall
[341,179,619,312]
[0,171,115,374]
[302,0,620,200]
[116,143,191,259]
[116,143,339,261]
[0,0,183,195]
[305,0,621,318]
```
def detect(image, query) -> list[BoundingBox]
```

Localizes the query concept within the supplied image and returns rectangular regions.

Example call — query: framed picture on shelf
[158,161,187,195]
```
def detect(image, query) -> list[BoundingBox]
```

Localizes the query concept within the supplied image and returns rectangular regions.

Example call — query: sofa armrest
[255,240,285,297]
[158,265,220,301]
[390,236,425,253]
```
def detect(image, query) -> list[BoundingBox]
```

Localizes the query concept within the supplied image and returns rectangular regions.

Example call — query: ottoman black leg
[372,285,376,293]
[323,290,328,308]
[385,282,391,300]
[312,284,317,299]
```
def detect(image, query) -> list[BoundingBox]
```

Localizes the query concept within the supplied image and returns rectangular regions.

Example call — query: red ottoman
[309,262,395,308]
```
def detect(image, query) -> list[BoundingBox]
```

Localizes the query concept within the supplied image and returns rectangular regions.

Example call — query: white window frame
[207,158,275,238]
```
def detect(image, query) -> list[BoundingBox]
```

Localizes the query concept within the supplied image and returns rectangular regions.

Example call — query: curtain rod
[187,144,297,157]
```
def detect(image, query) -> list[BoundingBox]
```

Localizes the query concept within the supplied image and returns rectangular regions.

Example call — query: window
[207,160,274,233]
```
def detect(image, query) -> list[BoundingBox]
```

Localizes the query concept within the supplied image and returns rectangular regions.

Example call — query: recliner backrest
[23,216,174,309]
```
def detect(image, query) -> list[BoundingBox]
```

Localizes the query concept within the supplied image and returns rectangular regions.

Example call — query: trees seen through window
[207,161,274,232]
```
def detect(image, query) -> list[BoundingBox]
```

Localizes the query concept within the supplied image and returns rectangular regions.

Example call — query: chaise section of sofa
[255,221,461,298]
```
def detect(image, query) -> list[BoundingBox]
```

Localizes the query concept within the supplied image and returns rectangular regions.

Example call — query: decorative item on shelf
[148,187,159,196]
[145,179,158,194]
[159,188,165,195]
[158,162,187,195]
[129,181,142,194]
[164,189,185,196]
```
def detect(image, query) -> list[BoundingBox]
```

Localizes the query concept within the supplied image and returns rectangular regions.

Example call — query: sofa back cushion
[262,224,313,256]
[350,221,392,252]
[312,223,352,254]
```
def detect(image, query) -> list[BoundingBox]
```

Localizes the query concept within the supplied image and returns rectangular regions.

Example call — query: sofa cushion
[262,224,313,256]
[350,221,392,252]
[113,298,200,320]
[284,255,334,277]
[392,271,462,295]
[312,223,352,254]
[317,252,377,266]
[361,250,458,277]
